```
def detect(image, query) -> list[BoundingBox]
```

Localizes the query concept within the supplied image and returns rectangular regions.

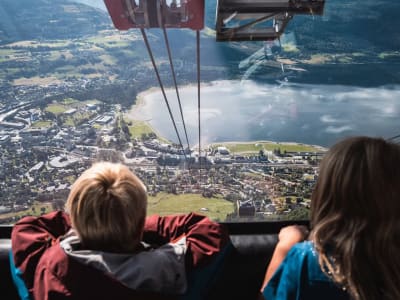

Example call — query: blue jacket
[263,241,351,300]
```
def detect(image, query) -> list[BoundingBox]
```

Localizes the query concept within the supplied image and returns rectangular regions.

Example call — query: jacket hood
[59,230,187,295]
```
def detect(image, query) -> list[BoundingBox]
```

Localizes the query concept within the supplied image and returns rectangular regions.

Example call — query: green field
[147,193,234,221]
[127,120,170,143]
[33,41,70,48]
[98,54,117,65]
[55,66,82,77]
[211,141,320,154]
[86,36,132,49]
[0,49,17,62]
[45,103,68,115]
[32,121,52,128]
[45,99,97,115]
[128,121,155,137]
[0,202,53,221]
[62,98,79,105]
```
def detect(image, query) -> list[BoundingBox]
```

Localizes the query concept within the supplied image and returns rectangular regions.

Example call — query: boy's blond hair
[65,162,147,253]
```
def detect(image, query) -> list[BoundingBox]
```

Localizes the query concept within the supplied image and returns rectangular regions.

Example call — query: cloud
[325,125,353,134]
[129,80,400,146]
[320,114,346,123]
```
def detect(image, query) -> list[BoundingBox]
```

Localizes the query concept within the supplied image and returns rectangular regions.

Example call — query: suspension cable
[140,28,187,160]
[162,27,191,152]
[196,30,202,172]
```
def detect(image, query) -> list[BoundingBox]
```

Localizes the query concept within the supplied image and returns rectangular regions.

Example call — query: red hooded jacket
[11,211,229,300]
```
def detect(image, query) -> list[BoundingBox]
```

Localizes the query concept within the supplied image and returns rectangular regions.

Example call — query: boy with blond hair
[11,162,229,300]
[65,162,148,253]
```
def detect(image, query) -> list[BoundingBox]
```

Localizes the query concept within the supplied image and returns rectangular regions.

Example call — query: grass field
[0,49,17,62]
[88,38,132,49]
[45,103,68,115]
[32,121,52,128]
[45,99,97,115]
[62,98,78,105]
[127,120,170,143]
[128,121,154,137]
[0,202,53,221]
[0,194,234,222]
[98,54,117,65]
[211,141,320,154]
[147,193,234,221]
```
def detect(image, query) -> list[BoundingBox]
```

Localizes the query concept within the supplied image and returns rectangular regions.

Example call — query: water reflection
[128,80,400,147]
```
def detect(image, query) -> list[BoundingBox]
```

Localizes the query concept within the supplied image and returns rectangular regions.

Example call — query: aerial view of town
[0,0,326,224]
[0,88,325,223]
[1,0,398,224]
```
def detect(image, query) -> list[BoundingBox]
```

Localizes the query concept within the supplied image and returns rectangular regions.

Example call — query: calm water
[127,80,400,147]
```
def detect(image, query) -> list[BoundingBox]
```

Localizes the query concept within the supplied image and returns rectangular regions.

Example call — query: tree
[52,198,66,211]
[285,206,310,220]
[273,148,282,156]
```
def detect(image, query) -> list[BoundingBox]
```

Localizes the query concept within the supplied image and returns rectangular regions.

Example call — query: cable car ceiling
[216,0,325,41]
[104,0,325,41]
[104,0,205,30]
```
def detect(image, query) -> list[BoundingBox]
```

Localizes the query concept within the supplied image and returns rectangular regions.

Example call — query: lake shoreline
[122,79,400,150]
[125,84,328,152]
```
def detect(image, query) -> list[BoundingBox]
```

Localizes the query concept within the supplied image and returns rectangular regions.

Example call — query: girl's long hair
[311,136,400,300]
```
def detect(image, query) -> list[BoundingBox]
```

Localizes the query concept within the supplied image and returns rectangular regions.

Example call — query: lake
[127,80,400,147]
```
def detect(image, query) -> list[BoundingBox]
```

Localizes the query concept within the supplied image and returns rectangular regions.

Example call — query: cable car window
[0,0,399,224]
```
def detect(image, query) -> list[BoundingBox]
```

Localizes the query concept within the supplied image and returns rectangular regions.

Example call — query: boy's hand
[278,225,309,250]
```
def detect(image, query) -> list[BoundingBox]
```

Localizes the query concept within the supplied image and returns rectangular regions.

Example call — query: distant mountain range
[0,0,399,86]
[2,0,399,50]
[0,0,108,43]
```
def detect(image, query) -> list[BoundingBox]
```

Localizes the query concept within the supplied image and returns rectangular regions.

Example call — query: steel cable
[140,28,187,160]
[196,30,202,172]
[162,27,191,153]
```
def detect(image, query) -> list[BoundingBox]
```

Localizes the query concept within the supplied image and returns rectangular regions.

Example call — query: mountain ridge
[0,0,399,86]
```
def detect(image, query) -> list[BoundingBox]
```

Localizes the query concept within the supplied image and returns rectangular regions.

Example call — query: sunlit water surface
[127,80,400,147]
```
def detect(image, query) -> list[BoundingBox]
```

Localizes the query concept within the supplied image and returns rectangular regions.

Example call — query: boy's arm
[143,213,229,268]
[11,211,71,291]
[260,225,308,292]
[34,266,72,300]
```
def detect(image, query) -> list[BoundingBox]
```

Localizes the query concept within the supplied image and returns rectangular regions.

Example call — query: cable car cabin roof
[104,0,204,30]
[103,0,324,41]
[216,0,325,41]
[217,0,325,14]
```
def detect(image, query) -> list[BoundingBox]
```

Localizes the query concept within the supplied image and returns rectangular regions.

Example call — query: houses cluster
[130,146,318,219]
[0,93,322,223]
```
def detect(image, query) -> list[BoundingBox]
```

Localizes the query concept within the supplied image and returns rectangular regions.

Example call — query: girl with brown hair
[261,136,400,300]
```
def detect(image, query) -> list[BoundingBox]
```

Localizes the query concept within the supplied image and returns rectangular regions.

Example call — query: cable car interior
[1,0,400,298]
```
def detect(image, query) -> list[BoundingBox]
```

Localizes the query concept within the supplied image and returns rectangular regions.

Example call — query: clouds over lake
[128,80,400,147]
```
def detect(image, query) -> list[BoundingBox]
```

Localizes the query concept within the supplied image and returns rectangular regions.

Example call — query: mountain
[0,0,399,86]
[71,0,108,11]
[0,0,109,44]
